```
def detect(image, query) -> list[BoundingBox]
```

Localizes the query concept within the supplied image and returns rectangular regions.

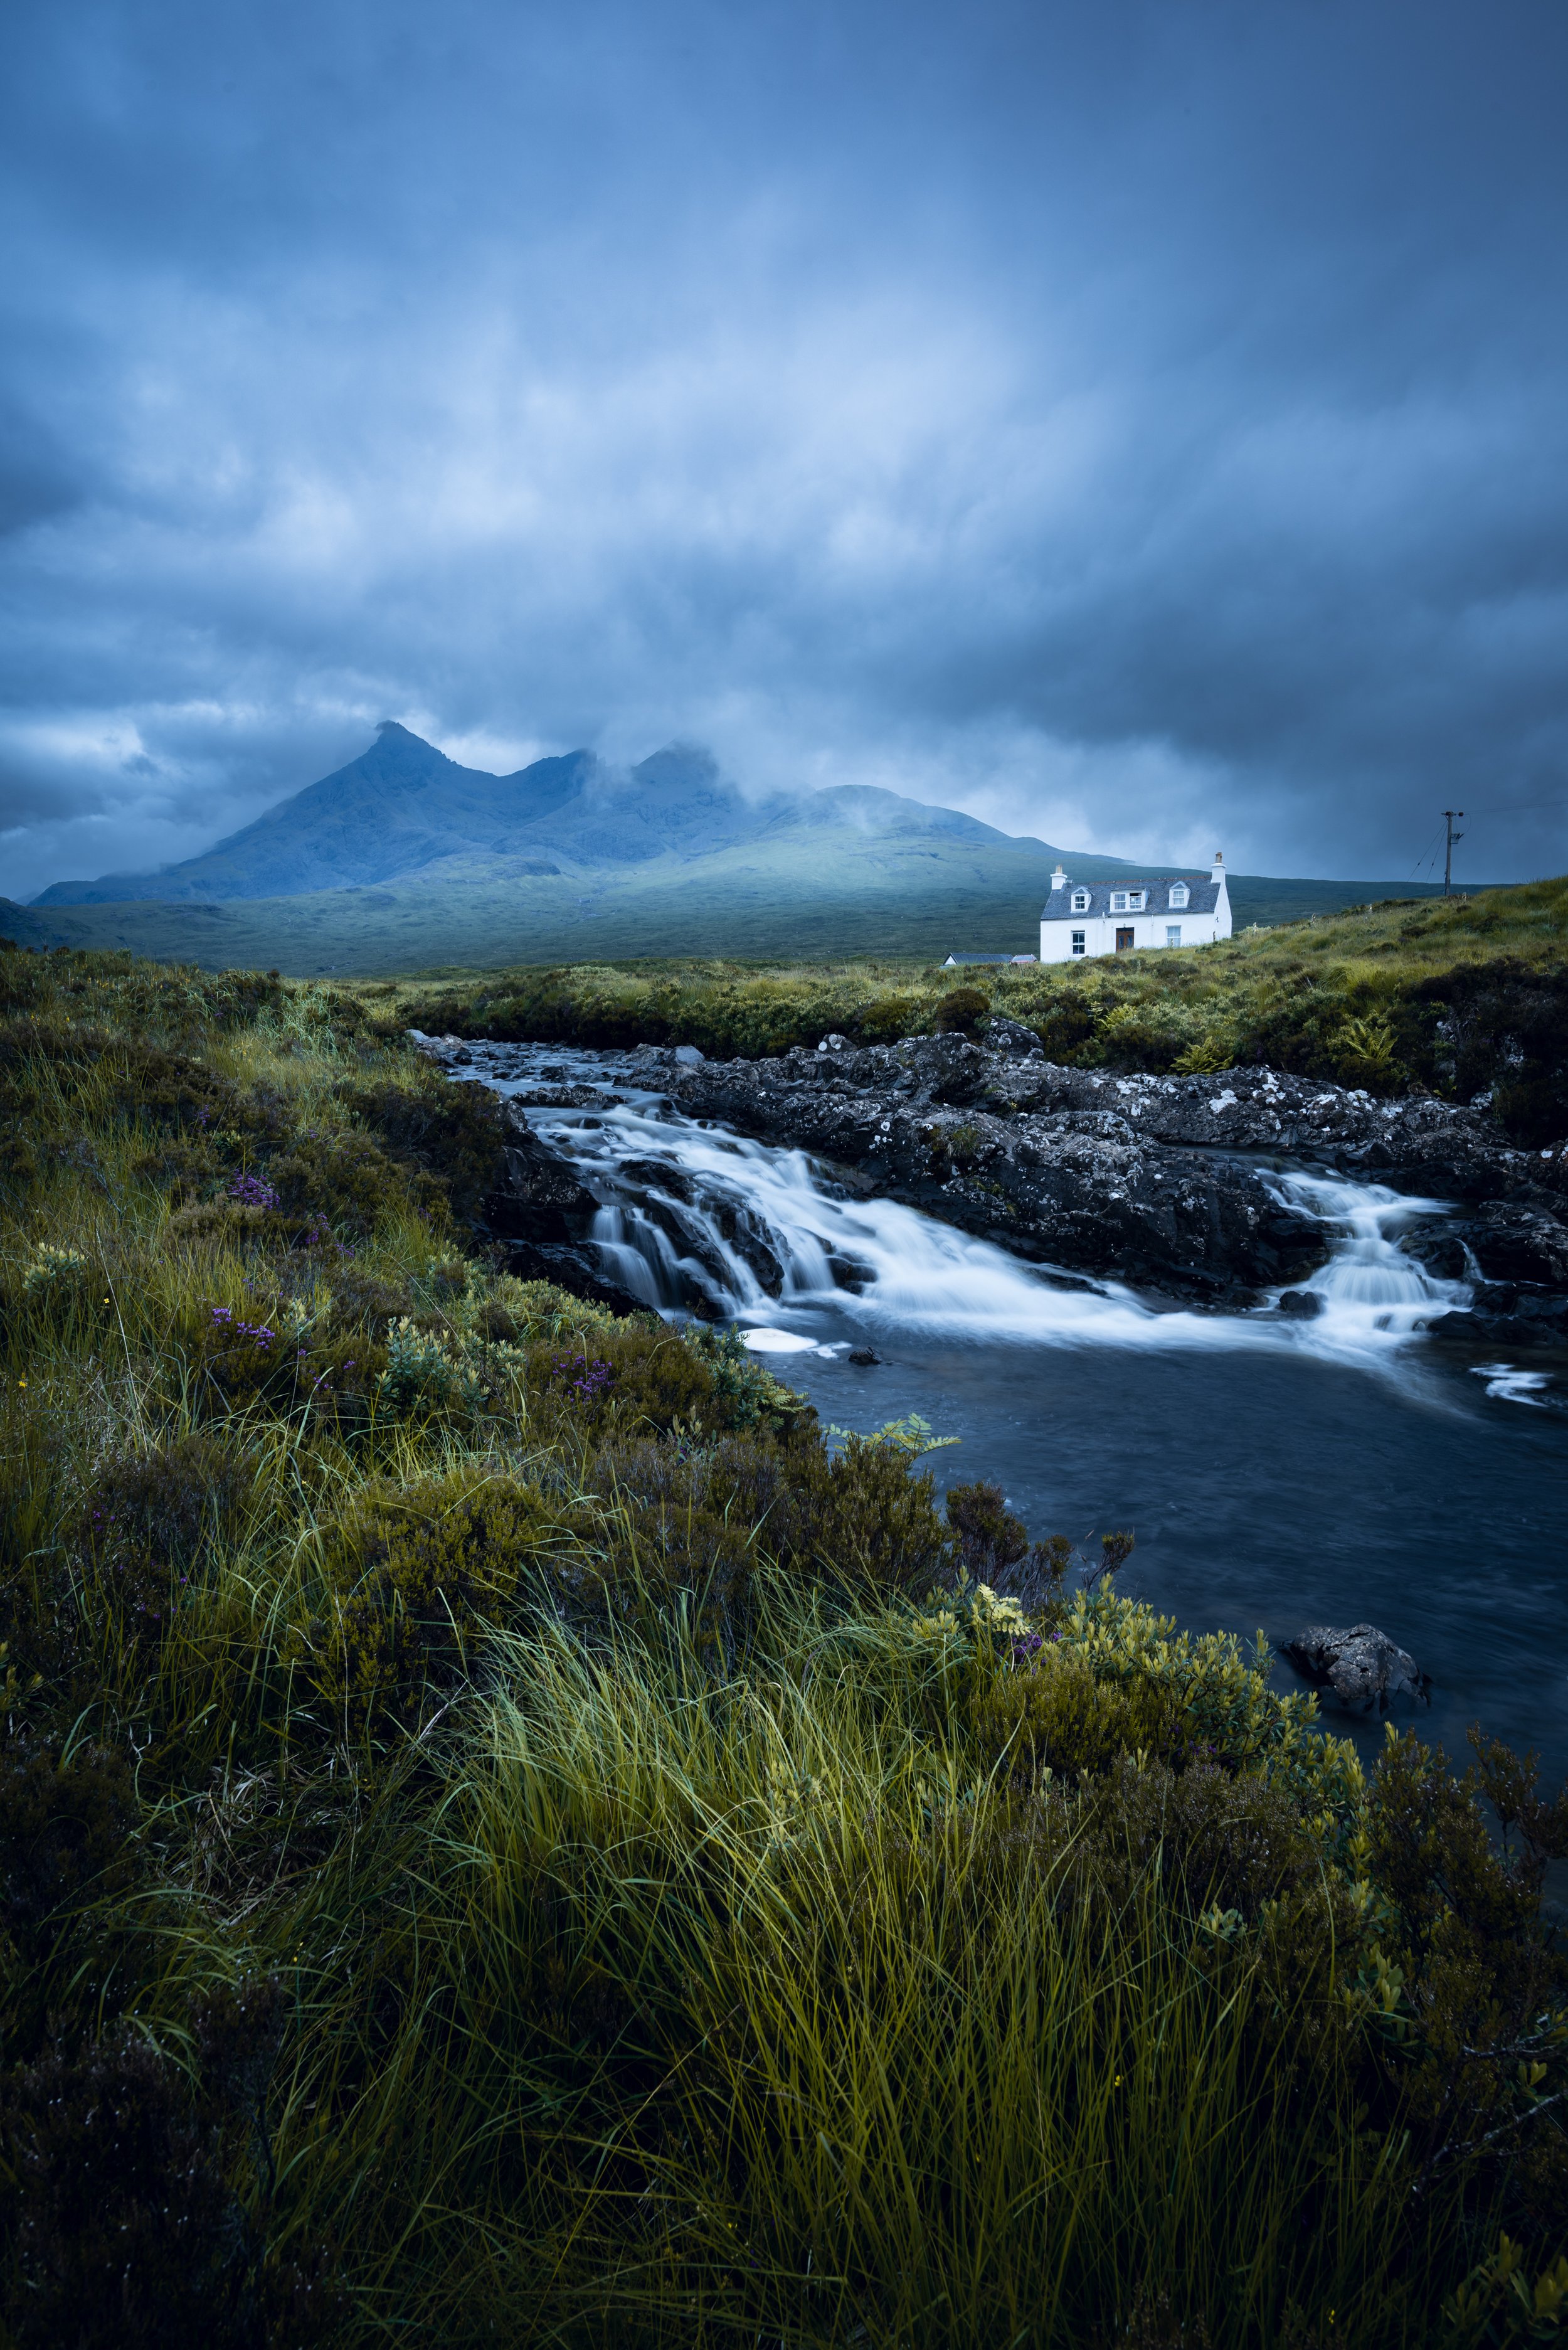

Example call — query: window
[1110,891,1128,912]
[1166,925,1182,949]
[1169,882,1189,910]
[1070,930,1086,956]
[1111,890,1147,913]
[1071,890,1089,913]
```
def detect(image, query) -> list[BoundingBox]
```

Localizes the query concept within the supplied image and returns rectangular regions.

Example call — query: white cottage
[1039,854,1232,963]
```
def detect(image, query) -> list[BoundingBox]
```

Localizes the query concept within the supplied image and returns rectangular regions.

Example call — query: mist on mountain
[31,722,1073,908]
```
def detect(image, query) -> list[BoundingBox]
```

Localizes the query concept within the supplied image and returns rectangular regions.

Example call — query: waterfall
[460,1045,1472,1376]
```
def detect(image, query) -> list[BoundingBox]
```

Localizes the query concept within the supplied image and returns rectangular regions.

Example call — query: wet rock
[493,1238,648,1317]
[674,1044,705,1065]
[1281,1624,1431,1713]
[480,1126,600,1245]
[617,1156,696,1203]
[1277,1290,1322,1319]
[645,1042,1328,1302]
[847,1346,882,1365]
[985,1015,1042,1055]
[1424,1285,1568,1349]
[408,1029,472,1065]
[622,1036,1568,1315]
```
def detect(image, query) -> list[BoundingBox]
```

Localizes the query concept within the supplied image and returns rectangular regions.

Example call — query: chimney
[1051,864,1067,890]
[1213,852,1225,880]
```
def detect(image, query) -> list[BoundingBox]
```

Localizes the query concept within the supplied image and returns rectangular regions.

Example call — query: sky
[2,0,1566,901]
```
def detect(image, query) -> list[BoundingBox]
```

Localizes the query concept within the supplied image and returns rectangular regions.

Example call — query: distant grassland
[395,876,1568,1144]
[3,935,1568,2342]
[0,844,1490,976]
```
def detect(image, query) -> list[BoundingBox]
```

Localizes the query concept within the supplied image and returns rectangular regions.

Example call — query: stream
[455,1044,1568,1773]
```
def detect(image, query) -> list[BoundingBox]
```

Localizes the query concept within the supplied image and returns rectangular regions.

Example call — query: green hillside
[1,843,1478,977]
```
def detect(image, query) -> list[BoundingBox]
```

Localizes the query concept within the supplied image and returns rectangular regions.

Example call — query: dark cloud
[1,0,1565,903]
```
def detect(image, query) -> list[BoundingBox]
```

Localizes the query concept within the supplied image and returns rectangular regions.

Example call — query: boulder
[1277,1289,1323,1319]
[985,1014,1042,1056]
[1281,1623,1431,1713]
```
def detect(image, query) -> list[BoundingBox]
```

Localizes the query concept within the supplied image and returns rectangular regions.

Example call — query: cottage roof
[941,951,1016,965]
[1040,877,1221,923]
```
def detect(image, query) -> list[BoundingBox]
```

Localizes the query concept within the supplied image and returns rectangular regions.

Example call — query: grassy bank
[2,938,1567,2346]
[397,876,1568,1145]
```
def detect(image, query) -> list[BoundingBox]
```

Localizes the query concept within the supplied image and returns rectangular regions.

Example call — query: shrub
[303,1468,583,1723]
[971,1640,1184,1784]
[681,1322,817,1438]
[795,1435,950,1595]
[337,1072,509,1219]
[0,1736,139,1952]
[931,984,991,1035]
[20,1241,94,1304]
[78,1434,250,1640]
[267,1126,433,1236]
[855,993,921,1043]
[0,2029,338,2350]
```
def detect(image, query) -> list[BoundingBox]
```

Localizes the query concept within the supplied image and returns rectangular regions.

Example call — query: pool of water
[455,1044,1568,1773]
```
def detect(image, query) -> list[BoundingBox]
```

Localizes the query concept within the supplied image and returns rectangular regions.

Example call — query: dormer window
[1071,890,1090,913]
[1169,882,1189,910]
[1110,890,1147,914]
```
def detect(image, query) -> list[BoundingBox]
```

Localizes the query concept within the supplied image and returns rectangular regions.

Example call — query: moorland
[1,896,1566,2346]
[400,876,1568,1142]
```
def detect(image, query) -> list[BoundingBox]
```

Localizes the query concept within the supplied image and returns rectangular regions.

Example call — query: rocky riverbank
[420,1027,1568,1331]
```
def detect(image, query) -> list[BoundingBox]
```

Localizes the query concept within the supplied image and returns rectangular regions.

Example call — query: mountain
[33,723,1133,910]
[14,725,1475,974]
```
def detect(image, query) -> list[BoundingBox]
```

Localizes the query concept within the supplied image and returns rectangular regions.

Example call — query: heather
[1,940,1566,2346]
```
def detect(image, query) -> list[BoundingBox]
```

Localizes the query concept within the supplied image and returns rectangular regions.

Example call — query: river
[453,1044,1568,1774]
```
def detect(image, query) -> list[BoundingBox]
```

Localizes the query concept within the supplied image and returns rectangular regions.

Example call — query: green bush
[302,1467,581,1723]
[931,982,991,1034]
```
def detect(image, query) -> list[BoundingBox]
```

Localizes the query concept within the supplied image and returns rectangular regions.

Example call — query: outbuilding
[1039,855,1231,962]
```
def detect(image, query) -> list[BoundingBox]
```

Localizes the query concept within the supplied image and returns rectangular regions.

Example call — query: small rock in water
[1277,1289,1323,1319]
[847,1346,882,1366]
[1281,1623,1431,1713]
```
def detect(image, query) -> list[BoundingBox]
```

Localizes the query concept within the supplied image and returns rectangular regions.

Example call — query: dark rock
[1426,1284,1568,1348]
[1277,1289,1322,1319]
[480,1121,600,1245]
[1281,1623,1431,1713]
[985,1015,1042,1056]
[652,1043,1332,1302]
[847,1346,881,1365]
[495,1238,647,1317]
[617,1156,696,1203]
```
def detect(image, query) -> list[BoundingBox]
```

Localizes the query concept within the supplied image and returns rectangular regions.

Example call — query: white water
[467,1048,1477,1384]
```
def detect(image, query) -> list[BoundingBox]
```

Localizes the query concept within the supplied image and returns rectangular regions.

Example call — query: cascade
[462,1045,1471,1378]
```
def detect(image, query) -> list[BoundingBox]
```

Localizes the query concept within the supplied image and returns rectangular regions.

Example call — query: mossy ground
[1,938,1565,2346]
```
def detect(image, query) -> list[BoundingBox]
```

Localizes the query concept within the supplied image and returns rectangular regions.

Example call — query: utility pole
[1443,809,1464,896]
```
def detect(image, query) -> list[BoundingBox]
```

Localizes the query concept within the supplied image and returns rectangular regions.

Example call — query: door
[1115,927,1135,952]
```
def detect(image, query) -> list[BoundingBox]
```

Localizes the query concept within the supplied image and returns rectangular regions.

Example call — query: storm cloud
[2,0,1565,901]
